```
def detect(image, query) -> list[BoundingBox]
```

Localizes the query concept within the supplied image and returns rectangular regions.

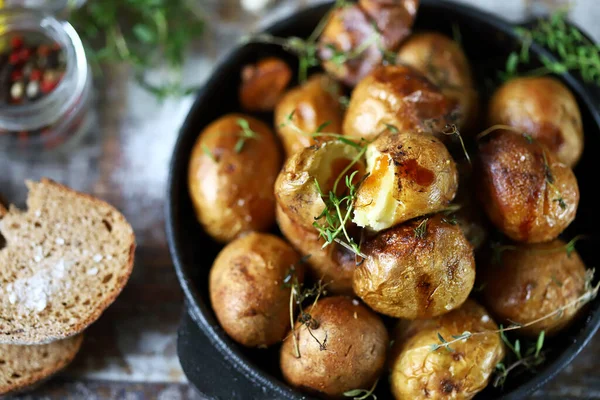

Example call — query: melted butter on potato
[482,240,587,337]
[390,300,505,400]
[275,140,365,231]
[353,131,458,231]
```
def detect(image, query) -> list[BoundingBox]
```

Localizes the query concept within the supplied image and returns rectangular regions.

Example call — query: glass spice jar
[0,7,92,155]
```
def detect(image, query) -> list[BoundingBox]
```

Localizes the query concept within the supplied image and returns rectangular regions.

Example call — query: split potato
[397,32,478,132]
[275,140,365,231]
[354,214,475,319]
[353,130,458,231]
[188,114,282,243]
[343,65,459,141]
[488,77,583,167]
[280,296,388,397]
[239,57,292,112]
[482,240,588,337]
[390,299,505,400]
[276,205,356,295]
[476,130,579,243]
[274,74,344,158]
[209,233,303,347]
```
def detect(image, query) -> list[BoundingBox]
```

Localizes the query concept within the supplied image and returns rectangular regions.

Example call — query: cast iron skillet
[166,1,600,398]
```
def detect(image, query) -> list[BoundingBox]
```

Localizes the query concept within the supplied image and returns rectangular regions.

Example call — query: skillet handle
[518,17,600,105]
[177,306,278,400]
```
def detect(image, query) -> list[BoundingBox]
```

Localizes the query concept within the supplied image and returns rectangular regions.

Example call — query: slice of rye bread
[0,179,135,344]
[0,334,83,395]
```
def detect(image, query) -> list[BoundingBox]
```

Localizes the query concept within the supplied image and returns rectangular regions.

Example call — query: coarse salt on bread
[0,335,83,395]
[0,179,135,344]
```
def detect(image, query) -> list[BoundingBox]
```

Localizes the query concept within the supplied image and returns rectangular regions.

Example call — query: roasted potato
[390,299,505,400]
[359,0,418,49]
[397,32,478,132]
[274,74,344,158]
[353,130,458,231]
[209,232,303,347]
[275,140,366,231]
[239,57,292,112]
[477,130,579,243]
[318,4,383,87]
[343,65,459,141]
[482,240,588,337]
[188,114,282,243]
[354,214,475,319]
[488,77,583,167]
[276,204,356,295]
[280,296,388,397]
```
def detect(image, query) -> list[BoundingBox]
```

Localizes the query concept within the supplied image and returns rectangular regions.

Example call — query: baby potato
[318,4,383,87]
[188,114,282,243]
[353,130,458,231]
[275,140,366,231]
[477,130,579,243]
[209,232,303,347]
[397,32,478,132]
[343,65,459,141]
[280,296,388,398]
[239,57,292,112]
[354,214,475,319]
[276,204,355,295]
[390,299,505,400]
[359,0,418,50]
[482,240,588,337]
[274,74,344,158]
[488,77,583,167]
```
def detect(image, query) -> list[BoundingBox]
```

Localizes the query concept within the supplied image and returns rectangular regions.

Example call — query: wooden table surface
[1,0,600,399]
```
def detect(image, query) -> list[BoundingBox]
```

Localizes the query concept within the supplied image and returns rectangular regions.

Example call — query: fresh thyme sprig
[493,330,546,387]
[476,124,527,141]
[502,10,600,84]
[428,270,599,353]
[235,119,260,153]
[69,0,204,99]
[343,378,379,400]
[541,150,567,210]
[414,218,429,239]
[441,124,471,164]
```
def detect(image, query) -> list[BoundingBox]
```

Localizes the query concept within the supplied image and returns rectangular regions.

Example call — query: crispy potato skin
[280,296,389,398]
[343,65,459,141]
[359,0,418,49]
[353,131,458,231]
[239,57,292,112]
[209,233,303,347]
[390,300,505,400]
[488,77,583,167]
[276,204,355,295]
[275,141,365,231]
[188,114,282,243]
[318,5,384,87]
[476,131,579,243]
[275,74,344,158]
[482,240,587,336]
[397,32,478,132]
[354,215,475,319]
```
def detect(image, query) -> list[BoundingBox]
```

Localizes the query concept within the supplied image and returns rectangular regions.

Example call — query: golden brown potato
[477,130,579,243]
[354,214,475,319]
[274,74,344,158]
[276,204,355,295]
[275,140,365,231]
[188,114,282,243]
[353,130,458,231]
[209,233,303,347]
[359,0,418,49]
[318,4,383,87]
[390,299,505,400]
[239,57,292,112]
[397,32,478,132]
[488,77,583,167]
[482,240,588,337]
[280,296,388,397]
[343,65,459,141]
